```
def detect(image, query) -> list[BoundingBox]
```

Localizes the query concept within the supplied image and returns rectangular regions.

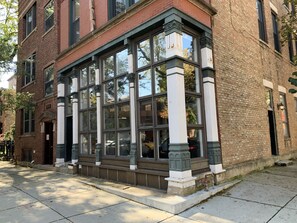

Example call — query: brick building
[15,0,297,195]
[15,0,58,164]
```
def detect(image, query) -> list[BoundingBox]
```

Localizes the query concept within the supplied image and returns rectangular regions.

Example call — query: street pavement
[0,160,297,223]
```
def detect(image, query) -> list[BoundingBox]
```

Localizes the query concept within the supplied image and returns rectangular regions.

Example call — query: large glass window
[44,64,54,96]
[136,31,168,159]
[271,12,281,52]
[70,0,80,45]
[108,0,139,19]
[79,63,96,155]
[24,53,36,86]
[44,0,54,32]
[280,94,290,138]
[24,4,36,38]
[102,48,130,156]
[256,0,267,42]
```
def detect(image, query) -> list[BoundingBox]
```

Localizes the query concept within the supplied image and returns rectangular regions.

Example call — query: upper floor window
[271,12,281,52]
[44,0,54,32]
[23,109,35,134]
[108,0,139,19]
[257,0,267,42]
[44,64,54,96]
[24,53,36,86]
[24,4,36,38]
[70,0,80,45]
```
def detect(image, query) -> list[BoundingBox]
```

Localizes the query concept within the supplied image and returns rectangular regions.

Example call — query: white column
[56,78,65,167]
[72,75,79,164]
[95,67,102,166]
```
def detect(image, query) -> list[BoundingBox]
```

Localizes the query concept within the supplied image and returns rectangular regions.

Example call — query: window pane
[138,69,152,97]
[187,129,203,158]
[90,134,96,155]
[89,87,96,108]
[74,0,80,21]
[118,103,130,128]
[80,68,88,88]
[116,49,128,75]
[155,64,167,94]
[104,80,115,104]
[139,100,153,126]
[89,64,96,85]
[45,81,54,96]
[45,0,54,31]
[140,130,154,158]
[45,65,54,82]
[117,76,129,101]
[80,111,88,131]
[90,110,97,131]
[186,96,201,125]
[104,56,114,79]
[182,33,194,61]
[104,106,115,129]
[154,32,166,62]
[80,134,88,154]
[158,129,169,159]
[80,89,88,109]
[119,132,130,156]
[184,63,200,93]
[156,97,168,125]
[137,39,151,68]
[105,132,116,155]
[115,0,126,15]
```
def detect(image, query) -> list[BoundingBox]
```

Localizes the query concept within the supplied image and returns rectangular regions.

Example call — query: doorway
[44,122,54,164]
[266,89,278,155]
[65,116,73,162]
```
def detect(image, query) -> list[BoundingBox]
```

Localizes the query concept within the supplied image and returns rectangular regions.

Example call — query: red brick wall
[212,0,297,167]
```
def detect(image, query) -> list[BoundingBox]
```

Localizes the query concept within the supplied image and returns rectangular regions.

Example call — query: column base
[165,170,196,196]
[130,164,137,170]
[95,161,101,166]
[209,164,225,174]
[55,158,65,167]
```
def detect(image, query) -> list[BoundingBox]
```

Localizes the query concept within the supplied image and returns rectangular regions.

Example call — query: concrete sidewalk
[1,160,297,222]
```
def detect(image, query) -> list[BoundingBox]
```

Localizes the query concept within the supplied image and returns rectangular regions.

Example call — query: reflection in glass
[117,76,129,101]
[187,129,203,158]
[154,32,166,62]
[185,96,201,125]
[104,81,115,104]
[80,111,88,131]
[115,0,126,15]
[155,64,167,94]
[90,134,96,154]
[140,100,153,126]
[137,38,151,68]
[105,132,116,155]
[156,97,168,125]
[118,104,130,128]
[90,110,97,130]
[67,77,73,94]
[104,56,114,79]
[140,130,154,158]
[89,64,96,85]
[158,129,169,159]
[80,67,88,88]
[89,87,96,107]
[119,132,130,156]
[80,89,88,109]
[116,49,128,75]
[182,32,194,61]
[138,69,152,97]
[80,134,88,154]
[184,63,199,93]
[104,106,115,129]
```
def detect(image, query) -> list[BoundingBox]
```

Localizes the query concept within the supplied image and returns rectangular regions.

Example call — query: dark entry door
[65,116,73,162]
[44,122,54,164]
[266,89,278,155]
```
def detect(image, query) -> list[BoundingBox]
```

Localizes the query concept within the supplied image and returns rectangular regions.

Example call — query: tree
[281,0,297,93]
[0,0,18,70]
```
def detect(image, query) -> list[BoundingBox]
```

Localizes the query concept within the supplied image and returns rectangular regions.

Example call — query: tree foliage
[0,0,18,70]
[0,89,34,112]
[280,0,297,93]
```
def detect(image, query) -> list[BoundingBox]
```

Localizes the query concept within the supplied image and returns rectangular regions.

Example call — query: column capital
[164,15,183,35]
[200,32,213,49]
[127,72,136,82]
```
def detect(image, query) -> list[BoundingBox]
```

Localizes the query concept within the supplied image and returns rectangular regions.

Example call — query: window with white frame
[24,53,36,86]
[23,109,35,134]
[44,65,54,96]
[79,63,96,155]
[44,0,54,32]
[24,4,36,38]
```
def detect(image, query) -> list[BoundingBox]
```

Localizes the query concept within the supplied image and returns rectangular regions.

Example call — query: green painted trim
[72,143,79,160]
[58,8,212,75]
[164,14,183,35]
[166,56,184,69]
[200,32,212,49]
[57,97,65,103]
[95,143,102,163]
[56,144,65,159]
[71,92,78,99]
[202,68,215,79]
[207,141,222,165]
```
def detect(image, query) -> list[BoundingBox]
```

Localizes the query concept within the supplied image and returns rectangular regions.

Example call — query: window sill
[20,133,35,138]
[21,81,36,90]
[42,25,55,38]
[259,39,269,48]
[20,28,37,46]
[274,50,282,58]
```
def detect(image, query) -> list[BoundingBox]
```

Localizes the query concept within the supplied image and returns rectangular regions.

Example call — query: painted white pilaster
[95,68,102,166]
[72,76,79,164]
